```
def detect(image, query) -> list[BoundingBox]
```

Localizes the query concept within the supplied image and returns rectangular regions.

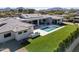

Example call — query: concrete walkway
[63,22,74,25]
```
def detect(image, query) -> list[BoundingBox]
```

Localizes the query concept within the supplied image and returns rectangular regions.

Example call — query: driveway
[0,40,27,52]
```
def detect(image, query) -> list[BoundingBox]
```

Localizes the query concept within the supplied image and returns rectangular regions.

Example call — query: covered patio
[21,17,52,29]
[20,14,63,29]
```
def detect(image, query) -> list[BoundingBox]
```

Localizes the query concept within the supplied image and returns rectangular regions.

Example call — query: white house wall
[15,26,33,41]
[0,31,15,43]
[0,26,33,43]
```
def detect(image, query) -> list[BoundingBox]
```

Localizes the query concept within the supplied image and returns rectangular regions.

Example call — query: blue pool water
[41,25,60,32]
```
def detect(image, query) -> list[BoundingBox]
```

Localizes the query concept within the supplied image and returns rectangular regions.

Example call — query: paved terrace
[34,25,65,36]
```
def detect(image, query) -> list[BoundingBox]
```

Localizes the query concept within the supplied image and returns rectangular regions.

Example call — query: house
[0,14,63,43]
[73,16,79,22]
[0,17,33,43]
[19,14,63,28]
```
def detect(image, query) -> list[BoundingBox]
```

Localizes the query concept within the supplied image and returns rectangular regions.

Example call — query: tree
[38,10,48,14]
[28,9,35,14]
[18,8,23,13]
[17,7,25,13]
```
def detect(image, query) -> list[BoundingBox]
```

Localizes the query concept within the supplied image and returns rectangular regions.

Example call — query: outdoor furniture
[30,32,40,39]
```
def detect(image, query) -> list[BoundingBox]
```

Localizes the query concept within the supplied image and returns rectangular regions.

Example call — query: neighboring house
[73,16,79,22]
[0,17,33,43]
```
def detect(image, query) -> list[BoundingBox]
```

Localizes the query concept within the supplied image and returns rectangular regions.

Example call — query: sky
[0,0,79,10]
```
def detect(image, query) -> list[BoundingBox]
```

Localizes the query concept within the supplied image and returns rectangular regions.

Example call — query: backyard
[26,24,78,52]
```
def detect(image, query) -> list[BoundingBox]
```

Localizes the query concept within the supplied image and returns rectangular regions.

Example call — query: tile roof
[0,17,33,33]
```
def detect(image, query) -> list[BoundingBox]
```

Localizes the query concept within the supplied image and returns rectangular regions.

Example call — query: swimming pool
[41,25,60,32]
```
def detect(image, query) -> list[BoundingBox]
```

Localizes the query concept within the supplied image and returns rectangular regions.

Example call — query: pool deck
[34,26,65,36]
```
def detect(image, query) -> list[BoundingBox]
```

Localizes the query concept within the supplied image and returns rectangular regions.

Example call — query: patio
[33,25,65,36]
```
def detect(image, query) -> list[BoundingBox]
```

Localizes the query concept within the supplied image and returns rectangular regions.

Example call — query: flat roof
[20,14,63,21]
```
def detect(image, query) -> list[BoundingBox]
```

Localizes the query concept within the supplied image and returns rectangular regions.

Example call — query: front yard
[26,24,78,52]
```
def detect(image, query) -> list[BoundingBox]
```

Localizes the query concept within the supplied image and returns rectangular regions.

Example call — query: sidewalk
[66,37,79,52]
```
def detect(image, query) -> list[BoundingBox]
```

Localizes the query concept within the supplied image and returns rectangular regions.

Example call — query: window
[4,33,11,38]
[18,31,22,34]
[24,30,27,33]
[0,23,6,27]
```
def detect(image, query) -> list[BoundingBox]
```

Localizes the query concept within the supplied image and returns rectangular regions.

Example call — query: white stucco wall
[47,18,52,24]
[0,31,15,43]
[57,19,63,24]
[15,26,33,41]
[0,26,33,43]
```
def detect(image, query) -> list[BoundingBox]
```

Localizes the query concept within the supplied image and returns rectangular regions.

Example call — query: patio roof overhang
[21,17,49,22]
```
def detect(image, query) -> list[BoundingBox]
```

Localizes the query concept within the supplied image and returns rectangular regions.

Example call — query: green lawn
[26,25,78,52]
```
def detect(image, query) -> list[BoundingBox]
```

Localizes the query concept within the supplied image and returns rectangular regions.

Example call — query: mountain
[16,7,25,10]
[3,7,11,11]
[48,7,67,11]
